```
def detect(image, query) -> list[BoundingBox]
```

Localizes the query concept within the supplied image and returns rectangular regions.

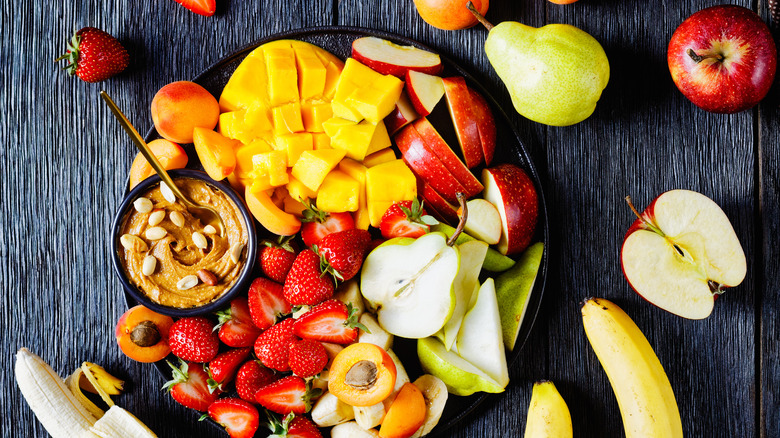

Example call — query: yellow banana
[581,298,683,438]
[523,380,572,438]
[89,405,157,438]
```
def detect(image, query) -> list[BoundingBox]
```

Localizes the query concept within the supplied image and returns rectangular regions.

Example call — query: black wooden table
[3,0,777,437]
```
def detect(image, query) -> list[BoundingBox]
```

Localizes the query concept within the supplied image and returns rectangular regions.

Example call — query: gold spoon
[100,90,225,236]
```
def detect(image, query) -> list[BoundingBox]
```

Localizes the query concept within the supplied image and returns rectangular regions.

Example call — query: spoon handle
[100,91,191,207]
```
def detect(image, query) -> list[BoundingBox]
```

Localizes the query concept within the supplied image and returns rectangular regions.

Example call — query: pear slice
[495,242,544,350]
[417,337,504,396]
[456,278,509,387]
[435,239,488,349]
[361,232,459,338]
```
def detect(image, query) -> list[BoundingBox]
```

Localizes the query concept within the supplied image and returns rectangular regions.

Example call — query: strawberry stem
[447,193,468,247]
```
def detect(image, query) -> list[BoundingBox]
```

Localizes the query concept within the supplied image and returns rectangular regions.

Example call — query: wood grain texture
[1,0,770,437]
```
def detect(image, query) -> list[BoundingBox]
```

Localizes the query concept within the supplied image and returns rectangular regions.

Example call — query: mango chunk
[312,133,331,150]
[275,133,313,166]
[339,159,369,230]
[251,150,289,187]
[368,201,394,228]
[322,61,342,100]
[363,148,397,167]
[291,149,346,192]
[220,48,268,111]
[324,119,390,162]
[244,103,273,133]
[295,45,327,101]
[322,117,357,137]
[365,120,392,157]
[331,58,404,124]
[287,174,318,202]
[365,159,417,226]
[234,138,274,179]
[265,46,299,106]
[272,102,305,134]
[302,102,333,133]
[316,170,360,213]
[346,82,403,125]
[218,110,246,141]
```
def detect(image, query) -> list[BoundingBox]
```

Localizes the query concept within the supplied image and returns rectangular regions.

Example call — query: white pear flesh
[361,233,458,338]
[456,278,509,388]
[495,242,544,350]
[435,240,488,349]
[417,337,504,396]
[463,198,502,245]
[358,313,394,351]
[621,190,746,319]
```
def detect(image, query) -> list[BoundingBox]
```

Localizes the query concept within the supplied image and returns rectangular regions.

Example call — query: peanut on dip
[119,178,248,308]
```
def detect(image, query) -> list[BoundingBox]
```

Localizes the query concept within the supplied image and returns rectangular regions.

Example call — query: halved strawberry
[235,360,278,403]
[300,204,355,248]
[379,198,438,239]
[316,228,371,281]
[172,0,216,16]
[267,413,323,438]
[248,277,292,330]
[288,339,328,378]
[216,297,262,348]
[292,299,367,345]
[163,360,220,411]
[259,237,298,284]
[254,376,317,415]
[254,318,298,372]
[207,397,260,438]
[207,348,251,391]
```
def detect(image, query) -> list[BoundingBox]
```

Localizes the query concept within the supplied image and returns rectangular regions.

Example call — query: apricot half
[128,138,189,189]
[329,343,397,407]
[115,305,174,363]
[379,383,426,438]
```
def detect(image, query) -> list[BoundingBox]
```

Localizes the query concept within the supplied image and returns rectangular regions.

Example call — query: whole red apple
[668,5,776,113]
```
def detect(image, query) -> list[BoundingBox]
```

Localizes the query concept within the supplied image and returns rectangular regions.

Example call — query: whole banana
[581,298,683,438]
[523,380,572,438]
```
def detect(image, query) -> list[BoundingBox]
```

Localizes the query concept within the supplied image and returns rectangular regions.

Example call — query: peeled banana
[581,298,683,438]
[410,374,448,438]
[523,381,572,438]
[89,406,157,438]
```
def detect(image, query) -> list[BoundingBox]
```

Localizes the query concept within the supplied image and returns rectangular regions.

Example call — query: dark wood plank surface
[2,0,773,437]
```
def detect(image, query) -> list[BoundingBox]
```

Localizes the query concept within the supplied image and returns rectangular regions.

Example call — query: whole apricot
[151,81,219,144]
[413,0,489,31]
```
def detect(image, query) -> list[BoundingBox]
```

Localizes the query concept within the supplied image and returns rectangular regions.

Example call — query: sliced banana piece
[358,313,393,351]
[382,349,410,410]
[311,391,355,427]
[354,401,386,430]
[331,420,380,437]
[334,279,365,318]
[410,374,448,438]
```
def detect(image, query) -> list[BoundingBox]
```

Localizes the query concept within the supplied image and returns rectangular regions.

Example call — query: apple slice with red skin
[621,190,747,319]
[412,118,483,198]
[468,87,496,166]
[419,180,459,225]
[395,124,468,204]
[406,71,445,117]
[441,77,483,169]
[384,90,420,135]
[352,36,443,78]
[482,164,538,255]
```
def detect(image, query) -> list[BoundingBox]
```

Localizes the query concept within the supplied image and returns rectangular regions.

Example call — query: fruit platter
[104,27,548,438]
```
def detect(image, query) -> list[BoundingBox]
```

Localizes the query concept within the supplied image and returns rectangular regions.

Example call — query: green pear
[417,337,504,396]
[431,223,515,272]
[495,242,544,350]
[469,4,609,126]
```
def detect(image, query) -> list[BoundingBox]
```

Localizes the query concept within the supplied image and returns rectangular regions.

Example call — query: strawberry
[216,297,262,348]
[379,198,438,239]
[254,376,316,415]
[207,397,260,438]
[173,0,216,16]
[248,277,292,330]
[288,339,328,378]
[168,316,220,362]
[267,413,323,438]
[207,348,251,391]
[56,27,129,83]
[259,237,298,283]
[292,299,366,345]
[316,228,371,281]
[235,360,278,403]
[283,249,335,306]
[162,360,220,411]
[300,204,355,248]
[254,318,298,372]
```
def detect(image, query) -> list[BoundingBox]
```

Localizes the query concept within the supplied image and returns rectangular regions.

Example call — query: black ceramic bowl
[110,169,258,317]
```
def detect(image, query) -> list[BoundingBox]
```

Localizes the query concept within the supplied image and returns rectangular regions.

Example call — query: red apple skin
[442,77,483,169]
[483,164,538,255]
[395,124,468,204]
[419,180,460,225]
[468,87,496,166]
[385,91,420,135]
[412,118,483,198]
[668,5,776,113]
[352,37,444,78]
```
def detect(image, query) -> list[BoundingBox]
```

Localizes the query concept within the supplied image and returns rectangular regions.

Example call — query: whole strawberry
[254,318,298,372]
[288,339,328,378]
[283,249,335,306]
[267,413,322,438]
[259,237,298,283]
[235,359,278,402]
[317,228,371,281]
[56,27,129,83]
[207,348,251,391]
[168,316,220,363]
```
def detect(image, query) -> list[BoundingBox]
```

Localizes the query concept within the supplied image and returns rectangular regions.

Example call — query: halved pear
[456,278,509,387]
[417,337,504,396]
[361,232,459,338]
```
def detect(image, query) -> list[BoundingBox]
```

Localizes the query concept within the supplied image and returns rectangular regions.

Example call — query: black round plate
[121,26,550,437]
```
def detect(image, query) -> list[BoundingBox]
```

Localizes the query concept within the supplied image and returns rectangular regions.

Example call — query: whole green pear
[472,5,610,126]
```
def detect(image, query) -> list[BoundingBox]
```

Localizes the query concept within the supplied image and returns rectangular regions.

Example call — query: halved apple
[442,77,482,169]
[384,90,420,135]
[621,190,747,319]
[468,87,496,166]
[406,71,445,117]
[482,164,539,255]
[352,36,443,78]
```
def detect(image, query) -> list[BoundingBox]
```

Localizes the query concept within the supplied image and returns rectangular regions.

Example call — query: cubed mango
[265,46,299,106]
[312,133,331,150]
[363,148,397,167]
[316,170,360,213]
[252,151,289,187]
[365,159,416,202]
[368,200,395,228]
[272,102,305,134]
[291,149,346,192]
[220,48,268,111]
[287,174,318,202]
[274,133,313,166]
[295,46,327,101]
[234,138,274,178]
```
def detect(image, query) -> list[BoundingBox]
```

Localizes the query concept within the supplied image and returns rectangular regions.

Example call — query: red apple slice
[406,71,445,117]
[384,90,420,135]
[442,77,483,169]
[468,87,496,166]
[621,190,747,319]
[352,36,444,78]
[482,165,538,255]
[412,118,483,198]
[419,181,459,225]
[395,124,468,204]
